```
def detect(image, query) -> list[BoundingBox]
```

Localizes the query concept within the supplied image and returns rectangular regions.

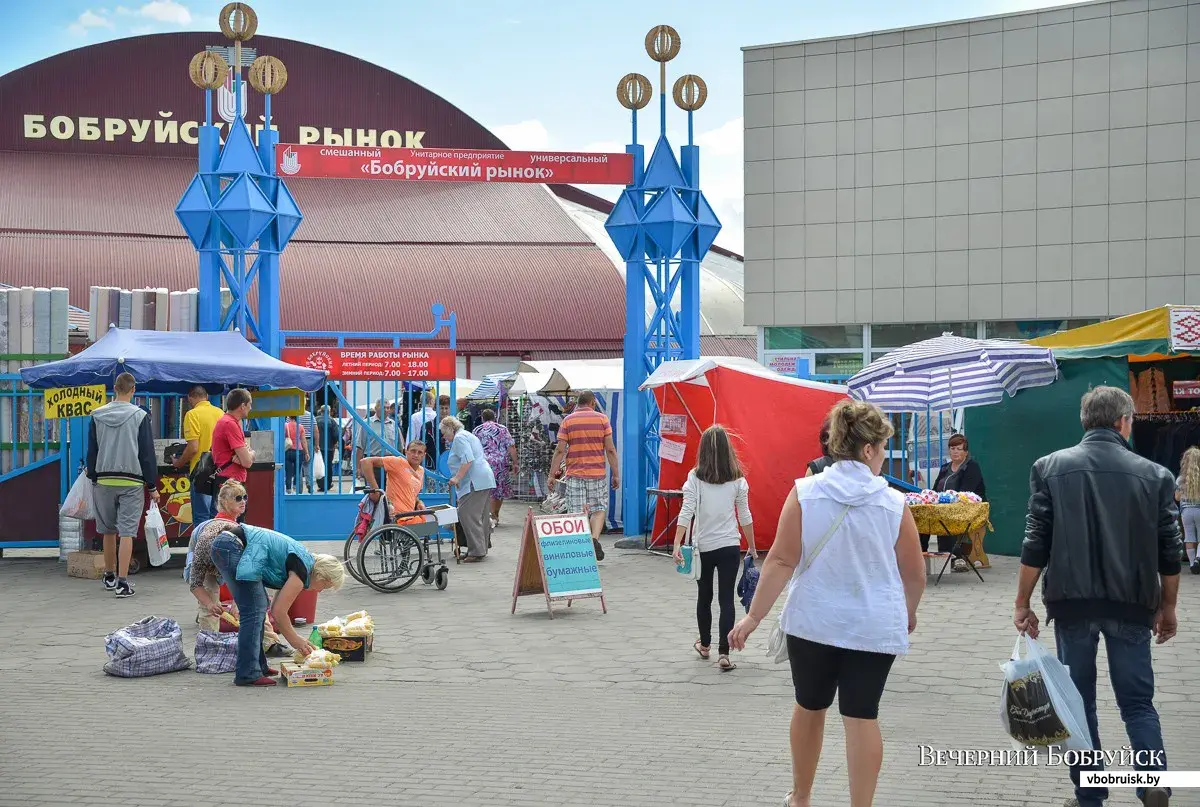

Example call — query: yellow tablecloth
[908,501,991,568]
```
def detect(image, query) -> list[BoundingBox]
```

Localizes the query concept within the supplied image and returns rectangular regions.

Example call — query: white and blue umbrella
[848,334,1058,412]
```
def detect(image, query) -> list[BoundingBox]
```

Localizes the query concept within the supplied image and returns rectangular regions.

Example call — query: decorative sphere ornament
[219,2,258,41]
[248,55,288,94]
[672,74,707,111]
[644,25,681,62]
[616,73,653,110]
[189,50,229,90]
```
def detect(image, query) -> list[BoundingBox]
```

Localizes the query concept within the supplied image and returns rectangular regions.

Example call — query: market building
[743,0,1199,377]
[0,33,751,375]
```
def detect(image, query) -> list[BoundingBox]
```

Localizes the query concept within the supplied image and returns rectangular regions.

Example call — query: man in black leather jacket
[1014,386,1181,807]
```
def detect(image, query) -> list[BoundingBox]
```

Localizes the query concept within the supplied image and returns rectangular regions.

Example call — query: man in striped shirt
[550,390,619,560]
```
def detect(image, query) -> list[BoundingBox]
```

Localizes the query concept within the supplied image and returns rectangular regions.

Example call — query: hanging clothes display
[1130,367,1170,414]
[1131,413,1200,476]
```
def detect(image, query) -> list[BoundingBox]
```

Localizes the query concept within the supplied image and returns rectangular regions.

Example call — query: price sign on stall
[280,347,456,381]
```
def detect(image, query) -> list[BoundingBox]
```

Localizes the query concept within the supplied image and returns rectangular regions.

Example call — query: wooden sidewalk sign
[511,508,606,619]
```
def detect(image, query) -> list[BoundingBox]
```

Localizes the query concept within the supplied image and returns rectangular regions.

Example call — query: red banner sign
[1174,380,1200,398]
[281,347,457,381]
[275,143,633,185]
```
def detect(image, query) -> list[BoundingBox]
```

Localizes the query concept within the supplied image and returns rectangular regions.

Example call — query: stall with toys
[902,488,989,583]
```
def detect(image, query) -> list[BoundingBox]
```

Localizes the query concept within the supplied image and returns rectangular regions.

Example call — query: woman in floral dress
[473,408,518,527]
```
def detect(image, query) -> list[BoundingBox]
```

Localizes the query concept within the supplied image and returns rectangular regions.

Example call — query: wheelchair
[343,488,451,593]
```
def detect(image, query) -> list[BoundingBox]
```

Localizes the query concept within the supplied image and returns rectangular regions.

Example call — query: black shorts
[786,635,897,720]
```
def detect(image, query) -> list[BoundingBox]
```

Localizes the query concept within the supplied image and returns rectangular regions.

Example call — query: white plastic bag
[144,502,170,567]
[312,450,326,482]
[60,471,95,520]
[999,634,1093,752]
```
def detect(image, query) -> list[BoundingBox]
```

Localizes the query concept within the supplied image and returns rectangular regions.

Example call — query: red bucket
[288,589,318,625]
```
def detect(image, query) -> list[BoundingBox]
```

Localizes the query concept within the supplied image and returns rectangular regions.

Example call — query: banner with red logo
[1174,380,1200,398]
[275,143,634,185]
[281,347,457,381]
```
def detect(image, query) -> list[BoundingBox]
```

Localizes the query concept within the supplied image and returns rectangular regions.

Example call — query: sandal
[693,640,710,660]
[718,655,737,671]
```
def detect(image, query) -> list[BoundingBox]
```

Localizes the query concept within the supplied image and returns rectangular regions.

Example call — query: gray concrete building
[744,0,1200,377]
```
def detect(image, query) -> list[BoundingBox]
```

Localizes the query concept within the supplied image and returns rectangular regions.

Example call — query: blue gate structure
[0,374,64,548]
[605,27,721,538]
[277,304,458,541]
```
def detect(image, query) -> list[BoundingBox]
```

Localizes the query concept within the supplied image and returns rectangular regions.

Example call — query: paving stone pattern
[0,520,1196,806]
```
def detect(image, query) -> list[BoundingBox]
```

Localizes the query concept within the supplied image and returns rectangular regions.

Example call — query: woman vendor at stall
[923,434,987,559]
[209,522,346,687]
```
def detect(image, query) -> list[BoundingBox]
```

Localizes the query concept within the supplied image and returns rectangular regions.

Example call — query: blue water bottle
[676,544,694,575]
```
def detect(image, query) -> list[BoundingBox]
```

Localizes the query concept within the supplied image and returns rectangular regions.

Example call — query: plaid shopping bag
[103,616,192,677]
[194,630,239,674]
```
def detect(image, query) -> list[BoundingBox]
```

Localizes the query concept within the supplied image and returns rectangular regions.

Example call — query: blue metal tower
[174,4,299,359]
[605,26,721,538]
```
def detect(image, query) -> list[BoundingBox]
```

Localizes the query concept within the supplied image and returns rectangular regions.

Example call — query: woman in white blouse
[729,400,925,807]
[672,425,757,671]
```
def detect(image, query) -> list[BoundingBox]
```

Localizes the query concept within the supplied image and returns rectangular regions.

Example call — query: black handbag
[190,452,232,498]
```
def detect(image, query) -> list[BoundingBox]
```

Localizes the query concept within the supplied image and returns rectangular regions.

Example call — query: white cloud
[68,9,114,35]
[139,0,191,24]
[695,117,742,158]
[492,120,551,151]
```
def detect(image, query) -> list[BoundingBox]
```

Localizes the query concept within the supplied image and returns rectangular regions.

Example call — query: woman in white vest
[729,399,926,807]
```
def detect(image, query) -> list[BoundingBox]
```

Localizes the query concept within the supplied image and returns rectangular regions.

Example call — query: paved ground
[0,515,1197,807]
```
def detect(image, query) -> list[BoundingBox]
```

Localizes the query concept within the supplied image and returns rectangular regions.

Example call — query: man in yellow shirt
[173,385,224,524]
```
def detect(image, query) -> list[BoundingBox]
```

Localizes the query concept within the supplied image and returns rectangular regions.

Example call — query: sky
[2,0,1091,254]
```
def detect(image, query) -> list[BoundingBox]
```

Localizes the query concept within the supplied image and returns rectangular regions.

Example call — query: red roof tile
[0,233,625,353]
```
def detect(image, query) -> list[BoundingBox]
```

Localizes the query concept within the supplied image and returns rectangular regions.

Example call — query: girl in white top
[730,400,926,807]
[672,425,757,671]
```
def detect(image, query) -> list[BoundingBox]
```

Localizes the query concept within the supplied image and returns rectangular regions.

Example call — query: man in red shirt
[550,390,619,560]
[211,389,256,494]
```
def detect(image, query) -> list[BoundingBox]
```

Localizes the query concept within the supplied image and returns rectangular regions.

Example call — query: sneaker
[593,538,605,561]
[1190,559,1200,575]
[102,572,117,590]
[113,580,135,598]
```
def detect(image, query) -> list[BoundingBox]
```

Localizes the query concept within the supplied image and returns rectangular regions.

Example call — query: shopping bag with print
[103,617,191,677]
[60,470,96,521]
[144,502,170,567]
[999,634,1093,752]
[194,630,239,674]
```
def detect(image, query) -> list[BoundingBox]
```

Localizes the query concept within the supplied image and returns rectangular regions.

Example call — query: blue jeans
[1054,618,1168,806]
[209,534,269,684]
[190,491,213,525]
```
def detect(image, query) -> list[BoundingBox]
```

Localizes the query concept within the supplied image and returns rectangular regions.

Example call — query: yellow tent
[1029,306,1198,362]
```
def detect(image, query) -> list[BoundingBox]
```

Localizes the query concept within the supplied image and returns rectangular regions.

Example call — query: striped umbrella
[848,334,1058,413]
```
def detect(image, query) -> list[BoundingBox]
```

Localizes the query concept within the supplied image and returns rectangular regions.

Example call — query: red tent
[642,358,847,552]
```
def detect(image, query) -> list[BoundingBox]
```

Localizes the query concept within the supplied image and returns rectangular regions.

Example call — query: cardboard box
[66,550,106,580]
[319,633,371,662]
[279,662,334,687]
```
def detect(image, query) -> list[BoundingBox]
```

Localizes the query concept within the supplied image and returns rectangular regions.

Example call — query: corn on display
[318,610,374,637]
[293,648,342,669]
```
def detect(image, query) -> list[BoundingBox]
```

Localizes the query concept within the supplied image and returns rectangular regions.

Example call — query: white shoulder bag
[688,481,702,581]
[765,504,851,663]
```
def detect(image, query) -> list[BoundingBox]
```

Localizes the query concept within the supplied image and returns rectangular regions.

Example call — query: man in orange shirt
[550,390,619,560]
[359,440,429,525]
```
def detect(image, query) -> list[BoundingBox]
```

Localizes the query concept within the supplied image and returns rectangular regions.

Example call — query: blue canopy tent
[20,329,327,393]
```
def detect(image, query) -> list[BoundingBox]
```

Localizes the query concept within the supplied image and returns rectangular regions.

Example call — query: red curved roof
[0,33,627,356]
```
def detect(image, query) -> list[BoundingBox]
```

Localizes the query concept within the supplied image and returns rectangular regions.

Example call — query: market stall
[20,329,326,568]
[850,334,1058,567]
[969,306,1200,554]
[642,357,847,552]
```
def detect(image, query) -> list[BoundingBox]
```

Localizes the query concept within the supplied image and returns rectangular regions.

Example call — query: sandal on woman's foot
[718,654,737,671]
[693,640,710,660]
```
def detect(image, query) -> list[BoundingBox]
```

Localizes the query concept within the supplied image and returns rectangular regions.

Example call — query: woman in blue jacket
[210,523,345,687]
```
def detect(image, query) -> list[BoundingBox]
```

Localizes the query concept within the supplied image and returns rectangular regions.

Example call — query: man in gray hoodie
[86,372,158,598]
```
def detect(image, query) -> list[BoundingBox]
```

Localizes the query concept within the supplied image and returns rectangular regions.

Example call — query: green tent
[965,358,1129,556]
